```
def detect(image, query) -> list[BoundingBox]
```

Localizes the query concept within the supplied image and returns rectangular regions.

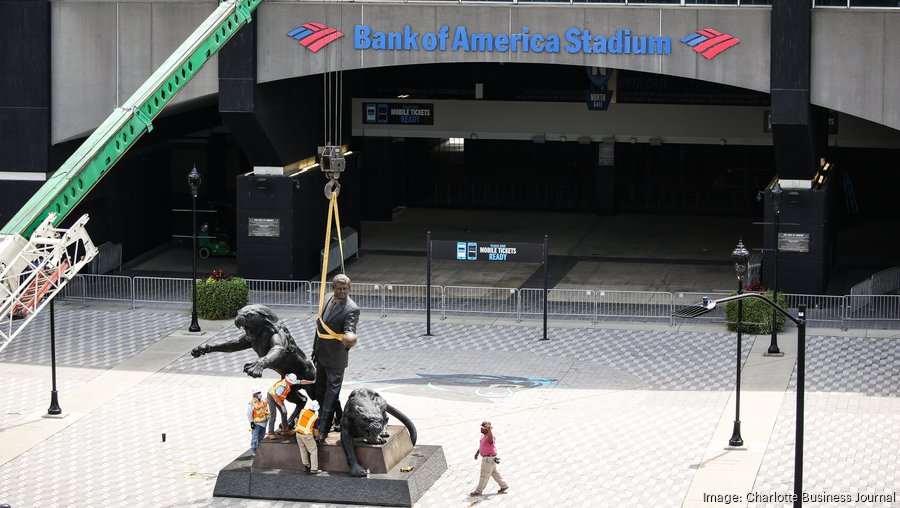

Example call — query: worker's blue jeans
[250,424,266,453]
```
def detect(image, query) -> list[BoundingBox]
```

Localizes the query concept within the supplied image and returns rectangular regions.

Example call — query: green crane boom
[1,0,262,238]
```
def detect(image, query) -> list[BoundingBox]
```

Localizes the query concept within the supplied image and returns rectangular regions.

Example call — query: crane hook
[324,178,341,199]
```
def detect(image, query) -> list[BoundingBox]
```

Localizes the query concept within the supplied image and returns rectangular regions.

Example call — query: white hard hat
[307,400,320,412]
[285,373,298,384]
[251,388,262,395]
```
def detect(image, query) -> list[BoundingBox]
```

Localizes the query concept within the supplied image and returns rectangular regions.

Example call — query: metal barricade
[747,252,762,285]
[310,281,383,316]
[844,294,900,329]
[517,288,595,323]
[595,290,673,324]
[783,294,845,329]
[56,274,85,302]
[80,274,133,304]
[672,291,732,325]
[133,276,192,307]
[383,284,442,318]
[443,286,517,319]
[871,267,900,295]
[848,267,899,314]
[246,279,306,308]
[44,274,900,330]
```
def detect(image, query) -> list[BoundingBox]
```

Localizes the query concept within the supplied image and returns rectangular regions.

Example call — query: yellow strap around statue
[317,192,345,341]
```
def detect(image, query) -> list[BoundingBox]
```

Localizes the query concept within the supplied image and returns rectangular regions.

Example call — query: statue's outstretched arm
[191,336,251,357]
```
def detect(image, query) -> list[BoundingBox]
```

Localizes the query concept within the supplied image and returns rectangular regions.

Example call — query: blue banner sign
[432,240,543,262]
[363,102,434,125]
[355,26,671,56]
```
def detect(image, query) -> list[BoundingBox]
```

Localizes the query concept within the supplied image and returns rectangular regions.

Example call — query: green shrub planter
[196,271,249,320]
[725,290,788,334]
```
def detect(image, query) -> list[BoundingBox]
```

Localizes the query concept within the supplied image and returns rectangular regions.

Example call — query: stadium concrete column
[0,0,50,225]
[218,14,326,165]
[768,3,831,294]
[222,15,364,280]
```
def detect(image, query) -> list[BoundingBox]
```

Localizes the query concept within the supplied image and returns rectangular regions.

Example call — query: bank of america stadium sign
[288,23,740,59]
[354,25,672,55]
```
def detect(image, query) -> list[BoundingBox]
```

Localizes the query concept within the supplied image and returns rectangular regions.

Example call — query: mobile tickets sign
[431,240,544,263]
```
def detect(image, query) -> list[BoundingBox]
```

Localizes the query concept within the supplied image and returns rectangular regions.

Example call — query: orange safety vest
[295,409,319,435]
[250,397,269,423]
[268,378,292,404]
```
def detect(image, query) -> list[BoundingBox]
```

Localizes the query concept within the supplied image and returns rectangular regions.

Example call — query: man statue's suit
[312,291,360,440]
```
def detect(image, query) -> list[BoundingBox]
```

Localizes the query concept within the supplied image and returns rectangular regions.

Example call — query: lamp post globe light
[188,165,202,333]
[768,184,783,355]
[730,239,749,447]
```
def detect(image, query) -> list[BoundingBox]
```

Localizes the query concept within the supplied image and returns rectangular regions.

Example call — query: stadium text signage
[354,26,671,55]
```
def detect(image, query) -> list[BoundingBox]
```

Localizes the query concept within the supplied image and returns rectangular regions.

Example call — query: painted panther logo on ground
[348,373,555,403]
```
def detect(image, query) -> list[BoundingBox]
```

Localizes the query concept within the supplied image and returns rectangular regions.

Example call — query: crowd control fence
[56,274,900,330]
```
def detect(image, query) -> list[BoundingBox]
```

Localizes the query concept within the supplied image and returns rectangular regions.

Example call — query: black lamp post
[768,184,783,355]
[188,165,202,333]
[47,299,62,415]
[674,295,805,508]
[730,239,749,447]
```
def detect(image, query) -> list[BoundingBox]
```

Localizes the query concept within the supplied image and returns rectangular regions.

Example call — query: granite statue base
[253,425,414,474]
[213,425,447,507]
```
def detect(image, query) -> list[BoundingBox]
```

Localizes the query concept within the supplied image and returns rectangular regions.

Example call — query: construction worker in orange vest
[265,373,298,440]
[247,388,269,457]
[295,399,322,474]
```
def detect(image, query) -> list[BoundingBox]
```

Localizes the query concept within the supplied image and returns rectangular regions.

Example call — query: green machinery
[0,0,263,351]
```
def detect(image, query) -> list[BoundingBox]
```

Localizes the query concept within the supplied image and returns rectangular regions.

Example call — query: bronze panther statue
[190,304,316,413]
[341,388,417,478]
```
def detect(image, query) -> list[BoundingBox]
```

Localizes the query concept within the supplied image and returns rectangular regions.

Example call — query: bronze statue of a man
[312,273,359,442]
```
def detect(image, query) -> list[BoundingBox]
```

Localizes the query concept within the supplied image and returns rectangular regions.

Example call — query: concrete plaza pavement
[0,300,897,508]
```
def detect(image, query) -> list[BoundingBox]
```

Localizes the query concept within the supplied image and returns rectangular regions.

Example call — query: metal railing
[595,290,673,324]
[673,291,732,324]
[310,281,384,316]
[844,295,900,328]
[67,274,134,303]
[282,0,900,8]
[133,276,192,308]
[383,284,443,317]
[289,0,778,6]
[783,294,845,329]
[53,274,900,329]
[870,267,900,295]
[444,286,518,319]
[519,288,595,322]
[247,279,308,308]
[848,266,899,314]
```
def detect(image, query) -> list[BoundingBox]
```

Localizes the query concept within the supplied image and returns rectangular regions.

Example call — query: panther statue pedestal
[254,425,413,473]
[213,426,446,507]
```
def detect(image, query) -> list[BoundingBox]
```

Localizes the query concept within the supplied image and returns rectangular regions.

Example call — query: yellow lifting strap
[317,192,345,341]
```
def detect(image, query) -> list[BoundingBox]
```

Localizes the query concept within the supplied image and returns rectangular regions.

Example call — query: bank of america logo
[680,28,740,60]
[287,22,344,53]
